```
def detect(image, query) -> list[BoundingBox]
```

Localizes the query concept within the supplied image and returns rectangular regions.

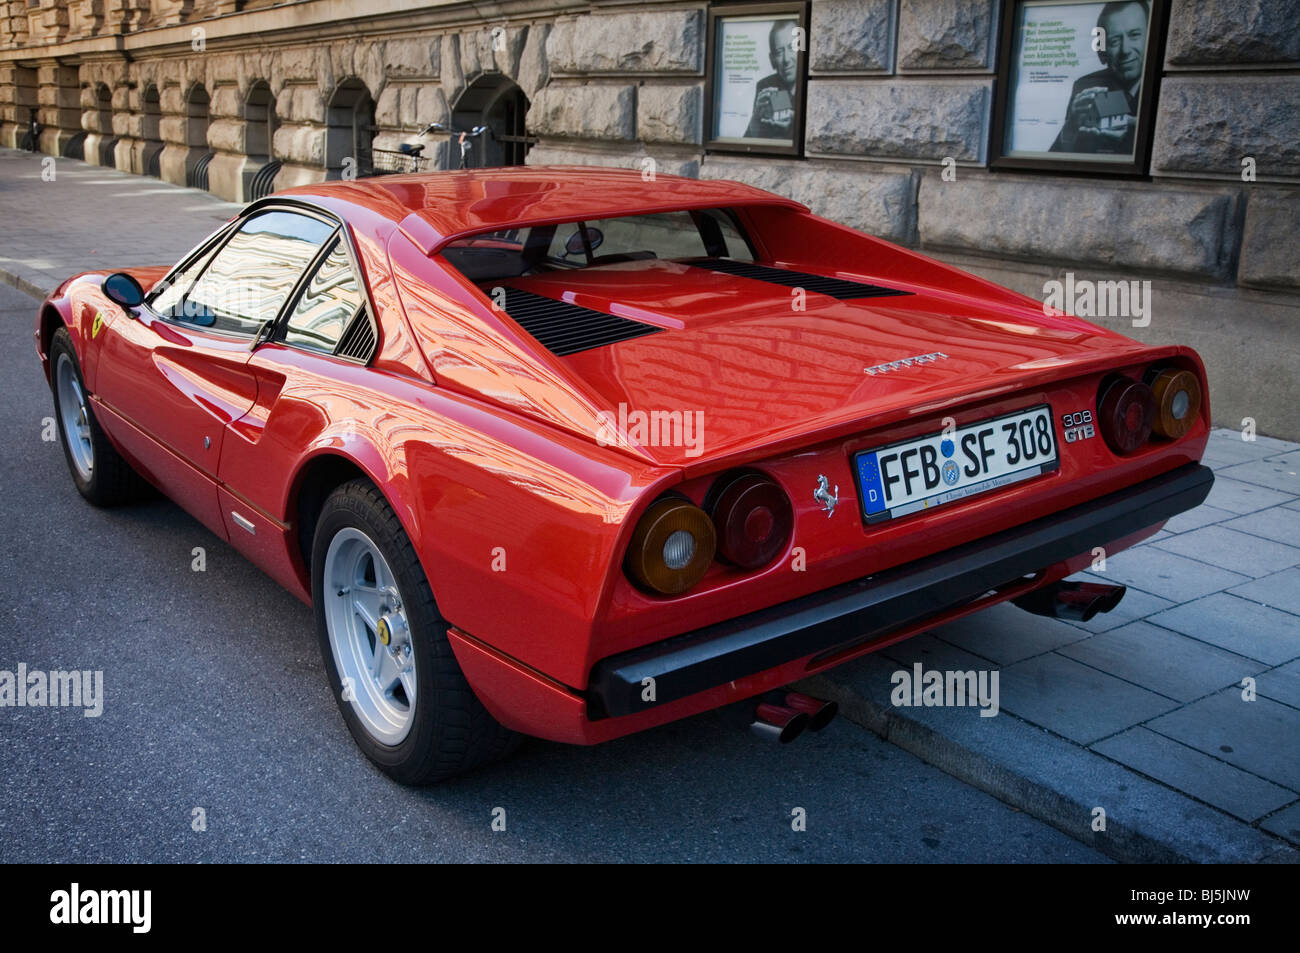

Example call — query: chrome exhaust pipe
[1013,581,1127,623]
[770,691,838,731]
[750,703,810,743]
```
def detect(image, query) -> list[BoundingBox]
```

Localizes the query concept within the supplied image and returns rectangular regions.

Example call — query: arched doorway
[325,78,374,179]
[244,81,281,199]
[93,84,116,166]
[141,85,163,177]
[184,83,213,189]
[451,74,530,167]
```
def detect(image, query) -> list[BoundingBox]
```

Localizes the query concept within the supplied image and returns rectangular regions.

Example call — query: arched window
[184,84,213,190]
[244,80,277,161]
[325,78,375,178]
[452,74,531,167]
[141,85,163,177]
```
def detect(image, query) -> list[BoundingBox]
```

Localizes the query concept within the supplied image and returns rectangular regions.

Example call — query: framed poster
[704,2,809,157]
[990,0,1166,175]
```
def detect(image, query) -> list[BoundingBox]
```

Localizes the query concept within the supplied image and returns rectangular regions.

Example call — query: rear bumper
[587,462,1213,719]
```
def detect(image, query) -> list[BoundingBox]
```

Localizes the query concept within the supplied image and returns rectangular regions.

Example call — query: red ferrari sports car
[35,168,1212,782]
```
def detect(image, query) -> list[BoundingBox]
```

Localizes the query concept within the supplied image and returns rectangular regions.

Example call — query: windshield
[439,208,754,283]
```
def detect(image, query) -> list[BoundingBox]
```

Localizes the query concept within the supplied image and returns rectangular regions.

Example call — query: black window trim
[145,198,380,365]
[274,230,369,358]
[440,206,760,283]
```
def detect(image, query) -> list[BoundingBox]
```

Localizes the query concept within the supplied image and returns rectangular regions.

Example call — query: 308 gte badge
[34,167,1212,783]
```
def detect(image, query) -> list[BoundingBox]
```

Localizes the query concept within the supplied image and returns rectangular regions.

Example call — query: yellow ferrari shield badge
[92,311,106,338]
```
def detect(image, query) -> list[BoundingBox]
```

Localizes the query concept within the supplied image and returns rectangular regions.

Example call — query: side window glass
[707,210,755,262]
[180,210,335,334]
[283,239,364,352]
[151,242,221,318]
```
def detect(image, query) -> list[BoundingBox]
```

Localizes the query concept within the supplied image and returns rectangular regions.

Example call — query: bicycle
[416,121,490,170]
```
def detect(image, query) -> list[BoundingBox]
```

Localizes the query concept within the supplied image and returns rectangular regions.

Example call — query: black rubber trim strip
[587,462,1213,718]
[687,259,913,300]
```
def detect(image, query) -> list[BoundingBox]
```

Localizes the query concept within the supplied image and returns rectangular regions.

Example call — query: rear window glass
[440,208,753,283]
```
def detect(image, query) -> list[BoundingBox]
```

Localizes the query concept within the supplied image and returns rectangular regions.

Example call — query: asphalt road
[0,282,1106,862]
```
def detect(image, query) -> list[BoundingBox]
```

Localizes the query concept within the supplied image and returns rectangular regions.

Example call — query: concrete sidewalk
[2,146,1296,863]
[0,147,238,299]
[803,426,1300,863]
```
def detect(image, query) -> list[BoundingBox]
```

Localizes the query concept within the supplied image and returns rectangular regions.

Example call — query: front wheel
[48,327,148,506]
[312,479,520,784]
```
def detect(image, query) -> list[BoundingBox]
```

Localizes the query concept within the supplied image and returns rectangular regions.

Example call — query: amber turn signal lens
[710,473,794,570]
[625,497,717,595]
[1149,368,1201,440]
[1098,376,1155,455]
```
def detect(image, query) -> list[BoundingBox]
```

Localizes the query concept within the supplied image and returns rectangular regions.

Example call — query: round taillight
[1099,376,1155,455]
[1149,368,1201,440]
[625,497,716,595]
[710,473,794,569]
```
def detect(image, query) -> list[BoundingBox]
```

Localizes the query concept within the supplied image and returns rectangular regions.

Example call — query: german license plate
[854,405,1058,523]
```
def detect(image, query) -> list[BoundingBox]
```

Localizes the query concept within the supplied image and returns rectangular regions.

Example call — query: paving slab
[1056,620,1267,703]
[1096,546,1250,603]
[995,652,1178,744]
[1160,502,1234,534]
[1090,726,1297,823]
[1222,505,1300,547]
[1151,525,1300,578]
[1255,659,1300,709]
[1230,568,1300,616]
[1200,429,1297,466]
[1146,690,1300,792]
[1204,476,1295,515]
[1216,457,1300,495]
[1261,801,1300,846]
[1146,592,1300,665]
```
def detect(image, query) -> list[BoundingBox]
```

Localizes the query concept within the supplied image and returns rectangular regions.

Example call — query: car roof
[272,166,808,254]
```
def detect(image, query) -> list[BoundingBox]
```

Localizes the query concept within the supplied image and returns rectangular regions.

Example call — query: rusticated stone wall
[0,0,1297,434]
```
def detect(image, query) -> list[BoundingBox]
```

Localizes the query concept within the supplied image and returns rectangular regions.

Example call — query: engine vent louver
[502,288,661,356]
[689,259,912,300]
[335,308,377,362]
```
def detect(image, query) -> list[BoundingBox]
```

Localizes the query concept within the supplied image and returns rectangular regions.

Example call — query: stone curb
[798,656,1298,864]
[0,266,52,303]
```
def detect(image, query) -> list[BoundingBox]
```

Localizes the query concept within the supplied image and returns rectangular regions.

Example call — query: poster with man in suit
[708,10,804,153]
[1002,0,1152,162]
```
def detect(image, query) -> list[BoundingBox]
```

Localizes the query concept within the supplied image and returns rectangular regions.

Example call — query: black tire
[48,327,149,506]
[312,479,521,784]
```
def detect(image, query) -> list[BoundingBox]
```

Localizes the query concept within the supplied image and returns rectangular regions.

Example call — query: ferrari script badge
[864,351,948,376]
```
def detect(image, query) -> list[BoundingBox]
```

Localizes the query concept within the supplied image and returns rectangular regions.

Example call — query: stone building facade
[1,0,1297,436]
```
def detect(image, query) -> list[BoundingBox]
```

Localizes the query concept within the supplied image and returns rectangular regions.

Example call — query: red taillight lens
[710,473,793,569]
[624,497,716,595]
[1149,368,1201,439]
[1099,376,1155,454]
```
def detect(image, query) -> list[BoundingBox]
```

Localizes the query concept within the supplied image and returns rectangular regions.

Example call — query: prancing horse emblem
[814,474,839,517]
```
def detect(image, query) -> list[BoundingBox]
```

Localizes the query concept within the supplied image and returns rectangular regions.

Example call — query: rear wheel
[312,479,521,784]
[49,327,148,506]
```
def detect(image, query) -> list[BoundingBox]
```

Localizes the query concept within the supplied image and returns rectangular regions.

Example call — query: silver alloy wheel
[322,527,417,745]
[55,352,94,481]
